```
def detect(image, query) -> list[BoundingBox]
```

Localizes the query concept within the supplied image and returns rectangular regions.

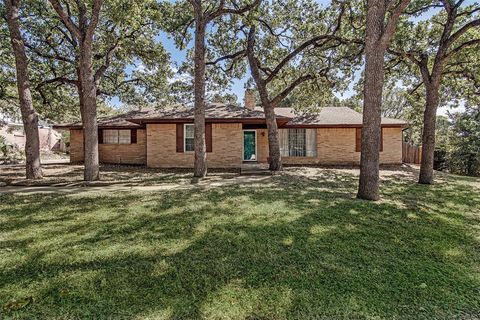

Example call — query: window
[102,129,133,144]
[103,130,119,144]
[279,128,316,157]
[118,130,131,144]
[184,124,195,152]
[288,129,306,157]
[176,123,211,153]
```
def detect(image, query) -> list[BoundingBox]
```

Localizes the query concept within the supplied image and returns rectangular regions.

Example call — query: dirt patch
[0,164,239,186]
[4,163,471,190]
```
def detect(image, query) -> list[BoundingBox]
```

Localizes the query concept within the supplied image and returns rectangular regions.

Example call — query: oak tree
[357,0,410,201]
[389,0,480,184]
[186,0,260,177]
[3,0,42,179]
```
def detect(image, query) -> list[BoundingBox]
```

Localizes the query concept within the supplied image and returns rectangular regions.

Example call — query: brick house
[54,103,407,168]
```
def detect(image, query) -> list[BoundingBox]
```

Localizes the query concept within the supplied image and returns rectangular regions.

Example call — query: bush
[0,136,24,164]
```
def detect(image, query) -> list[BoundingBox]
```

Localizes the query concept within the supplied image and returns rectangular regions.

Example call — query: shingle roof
[254,106,407,127]
[128,103,288,122]
[54,110,152,129]
[55,104,407,129]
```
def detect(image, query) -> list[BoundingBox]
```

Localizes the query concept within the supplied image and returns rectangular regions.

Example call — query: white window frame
[184,123,195,153]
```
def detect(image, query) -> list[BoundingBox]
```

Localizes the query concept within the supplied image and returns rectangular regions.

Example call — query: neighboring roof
[54,104,407,129]
[254,106,407,127]
[2,114,55,128]
[127,103,290,124]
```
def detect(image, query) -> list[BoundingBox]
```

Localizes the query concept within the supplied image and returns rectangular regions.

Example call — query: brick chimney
[244,89,256,111]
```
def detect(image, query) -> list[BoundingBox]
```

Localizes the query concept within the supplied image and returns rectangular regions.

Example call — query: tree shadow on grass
[1,171,479,319]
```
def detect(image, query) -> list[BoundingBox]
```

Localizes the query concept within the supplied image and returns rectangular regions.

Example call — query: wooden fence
[402,142,422,164]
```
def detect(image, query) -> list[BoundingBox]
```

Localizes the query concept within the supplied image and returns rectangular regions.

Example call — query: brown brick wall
[99,129,146,164]
[70,125,403,167]
[257,129,269,163]
[317,128,359,165]
[146,123,243,168]
[257,127,403,165]
[68,129,147,165]
[379,127,403,164]
[69,129,84,163]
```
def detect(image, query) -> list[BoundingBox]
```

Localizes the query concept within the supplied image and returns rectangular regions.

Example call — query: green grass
[1,169,479,319]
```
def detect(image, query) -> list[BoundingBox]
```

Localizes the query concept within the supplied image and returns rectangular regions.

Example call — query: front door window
[243,131,256,161]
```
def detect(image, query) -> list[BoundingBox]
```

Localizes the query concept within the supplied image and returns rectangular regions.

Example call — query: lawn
[1,167,479,319]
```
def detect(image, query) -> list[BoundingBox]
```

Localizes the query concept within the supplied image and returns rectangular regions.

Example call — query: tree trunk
[192,14,207,178]
[79,42,99,181]
[5,0,42,180]
[357,0,386,201]
[246,27,283,172]
[264,103,282,171]
[419,83,440,184]
[256,83,282,171]
[76,68,85,121]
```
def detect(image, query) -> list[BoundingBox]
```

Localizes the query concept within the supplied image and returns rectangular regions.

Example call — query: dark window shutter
[355,128,361,152]
[380,128,384,152]
[131,129,137,144]
[206,123,212,153]
[176,123,184,152]
[98,129,103,144]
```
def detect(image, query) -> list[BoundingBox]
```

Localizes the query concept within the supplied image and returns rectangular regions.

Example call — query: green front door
[243,131,256,161]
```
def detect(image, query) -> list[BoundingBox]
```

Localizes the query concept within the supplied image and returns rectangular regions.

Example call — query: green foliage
[247,0,363,109]
[389,1,480,109]
[162,0,256,105]
[1,0,173,123]
[445,108,480,176]
[0,136,23,164]
[210,92,239,105]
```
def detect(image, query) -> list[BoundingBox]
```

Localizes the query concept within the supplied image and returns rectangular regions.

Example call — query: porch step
[240,163,272,176]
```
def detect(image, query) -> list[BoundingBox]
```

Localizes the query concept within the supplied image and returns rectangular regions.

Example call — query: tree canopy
[0,0,172,123]
[2,0,480,182]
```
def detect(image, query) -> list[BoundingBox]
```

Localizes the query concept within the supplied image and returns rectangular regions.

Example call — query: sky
[110,0,474,116]
[159,0,333,105]
[161,31,251,104]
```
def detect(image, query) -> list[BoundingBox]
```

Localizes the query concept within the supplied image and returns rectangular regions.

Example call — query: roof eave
[53,124,144,130]
[53,124,82,130]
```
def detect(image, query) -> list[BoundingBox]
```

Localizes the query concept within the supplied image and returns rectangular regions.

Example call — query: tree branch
[264,34,342,84]
[246,25,267,89]
[85,0,103,41]
[447,38,480,57]
[24,42,74,63]
[36,76,78,91]
[206,49,246,65]
[48,0,81,39]
[387,48,422,67]
[380,0,411,49]
[208,0,261,21]
[409,81,424,95]
[403,4,442,15]
[447,18,480,47]
[270,74,315,107]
